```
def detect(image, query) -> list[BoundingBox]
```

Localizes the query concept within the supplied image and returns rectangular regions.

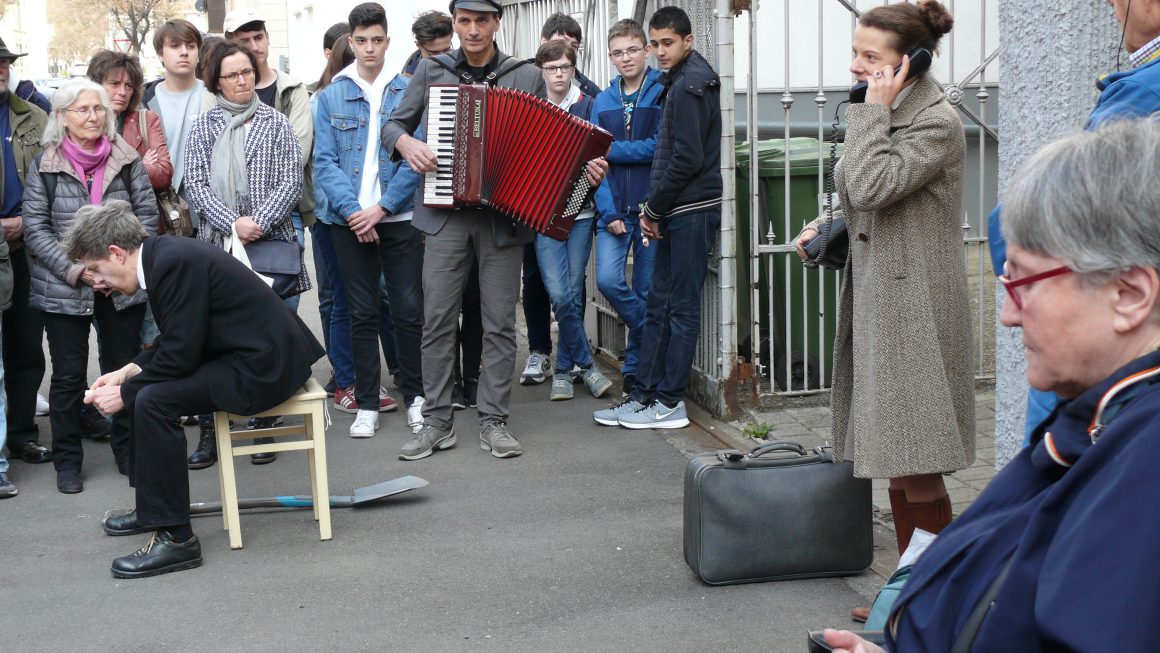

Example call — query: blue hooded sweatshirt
[592,67,664,229]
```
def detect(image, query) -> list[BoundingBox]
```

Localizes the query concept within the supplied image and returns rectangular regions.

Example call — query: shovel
[187,475,429,515]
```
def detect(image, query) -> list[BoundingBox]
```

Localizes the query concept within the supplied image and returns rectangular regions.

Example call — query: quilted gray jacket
[23,136,159,315]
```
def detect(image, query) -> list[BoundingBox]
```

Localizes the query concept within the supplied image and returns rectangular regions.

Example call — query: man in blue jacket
[988,0,1160,445]
[595,7,721,430]
[592,19,663,399]
[313,2,425,439]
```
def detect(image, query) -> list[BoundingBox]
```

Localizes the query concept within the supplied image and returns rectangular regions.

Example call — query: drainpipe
[716,0,740,416]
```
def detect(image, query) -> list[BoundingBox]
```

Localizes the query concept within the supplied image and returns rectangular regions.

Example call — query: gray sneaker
[399,424,456,461]
[480,422,522,458]
[593,398,645,426]
[580,366,612,398]
[0,471,16,498]
[520,352,550,385]
[549,373,574,401]
[617,400,690,430]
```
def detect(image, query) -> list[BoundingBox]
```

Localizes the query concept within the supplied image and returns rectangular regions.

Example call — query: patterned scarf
[210,93,259,213]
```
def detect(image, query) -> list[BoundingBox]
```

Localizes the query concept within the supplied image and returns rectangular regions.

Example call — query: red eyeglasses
[998,264,1072,310]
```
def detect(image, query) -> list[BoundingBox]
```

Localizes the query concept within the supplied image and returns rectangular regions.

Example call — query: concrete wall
[992,1,1119,467]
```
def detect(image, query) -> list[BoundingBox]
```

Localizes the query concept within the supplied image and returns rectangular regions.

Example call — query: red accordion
[422,83,613,241]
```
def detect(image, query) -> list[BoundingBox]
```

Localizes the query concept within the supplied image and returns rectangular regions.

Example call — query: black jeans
[2,249,45,447]
[330,222,424,407]
[43,295,144,472]
[521,242,553,355]
[122,364,219,528]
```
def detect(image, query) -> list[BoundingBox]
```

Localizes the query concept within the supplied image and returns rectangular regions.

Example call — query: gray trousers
[421,214,523,430]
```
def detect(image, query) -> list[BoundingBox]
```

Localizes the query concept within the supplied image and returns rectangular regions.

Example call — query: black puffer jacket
[23,136,159,315]
[642,49,722,220]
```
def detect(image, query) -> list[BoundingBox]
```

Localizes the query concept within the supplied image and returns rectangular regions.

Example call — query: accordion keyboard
[423,85,458,207]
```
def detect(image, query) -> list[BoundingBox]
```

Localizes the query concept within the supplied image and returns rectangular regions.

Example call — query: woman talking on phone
[794,0,974,579]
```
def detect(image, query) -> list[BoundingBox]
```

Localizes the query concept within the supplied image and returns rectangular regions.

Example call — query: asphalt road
[2,248,880,652]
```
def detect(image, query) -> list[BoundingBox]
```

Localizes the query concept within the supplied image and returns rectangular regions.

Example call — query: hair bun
[918,0,954,37]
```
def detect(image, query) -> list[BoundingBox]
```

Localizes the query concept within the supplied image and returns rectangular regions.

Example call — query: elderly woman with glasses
[21,78,158,494]
[824,118,1160,653]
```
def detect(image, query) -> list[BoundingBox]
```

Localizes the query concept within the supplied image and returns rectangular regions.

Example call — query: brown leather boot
[888,486,914,555]
[907,490,953,539]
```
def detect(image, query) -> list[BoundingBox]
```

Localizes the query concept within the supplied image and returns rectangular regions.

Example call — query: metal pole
[716,0,739,413]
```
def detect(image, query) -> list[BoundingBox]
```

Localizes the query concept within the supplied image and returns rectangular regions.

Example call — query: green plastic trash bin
[736,137,843,391]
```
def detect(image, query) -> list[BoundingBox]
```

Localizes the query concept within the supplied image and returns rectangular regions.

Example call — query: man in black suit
[68,200,325,578]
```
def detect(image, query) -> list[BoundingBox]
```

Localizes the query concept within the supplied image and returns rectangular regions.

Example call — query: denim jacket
[312,71,421,227]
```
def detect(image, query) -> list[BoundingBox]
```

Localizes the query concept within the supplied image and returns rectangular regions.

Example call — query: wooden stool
[213,378,331,549]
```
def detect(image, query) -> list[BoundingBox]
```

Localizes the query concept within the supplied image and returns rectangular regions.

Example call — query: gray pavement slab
[3,257,879,652]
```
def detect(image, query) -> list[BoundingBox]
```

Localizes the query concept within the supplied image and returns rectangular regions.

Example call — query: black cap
[449,0,502,15]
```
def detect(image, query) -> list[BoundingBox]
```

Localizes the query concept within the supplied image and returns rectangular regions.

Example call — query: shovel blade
[351,475,430,506]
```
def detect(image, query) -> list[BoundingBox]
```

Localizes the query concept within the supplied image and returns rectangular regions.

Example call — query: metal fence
[498,0,616,87]
[749,0,1000,397]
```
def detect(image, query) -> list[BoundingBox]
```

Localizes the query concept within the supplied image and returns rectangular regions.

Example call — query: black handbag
[138,111,193,237]
[244,238,301,299]
[683,441,873,585]
[803,111,850,271]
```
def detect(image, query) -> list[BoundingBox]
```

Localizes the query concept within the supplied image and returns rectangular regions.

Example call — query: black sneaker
[464,378,479,408]
[451,383,467,410]
[79,405,111,441]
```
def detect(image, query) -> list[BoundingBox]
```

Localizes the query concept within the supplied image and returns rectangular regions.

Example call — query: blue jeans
[283,210,305,312]
[535,220,595,373]
[312,223,355,387]
[595,216,657,377]
[632,210,721,406]
[310,222,333,353]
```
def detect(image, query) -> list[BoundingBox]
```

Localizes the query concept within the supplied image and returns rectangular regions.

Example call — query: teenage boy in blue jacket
[313,2,425,439]
[592,19,664,399]
[594,6,721,430]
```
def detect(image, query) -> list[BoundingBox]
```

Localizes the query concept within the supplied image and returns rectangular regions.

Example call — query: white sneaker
[520,352,550,385]
[36,393,49,416]
[407,397,425,434]
[349,409,379,438]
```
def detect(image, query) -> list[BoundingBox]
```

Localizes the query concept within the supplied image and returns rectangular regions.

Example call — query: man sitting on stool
[70,200,325,579]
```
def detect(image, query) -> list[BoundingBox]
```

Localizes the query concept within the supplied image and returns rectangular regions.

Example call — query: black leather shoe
[103,509,152,536]
[250,436,277,465]
[11,441,52,464]
[187,422,217,470]
[110,530,202,579]
[57,469,83,494]
[80,405,112,440]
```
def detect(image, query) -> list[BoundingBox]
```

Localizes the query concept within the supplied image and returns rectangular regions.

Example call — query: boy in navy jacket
[592,19,664,398]
[594,7,721,430]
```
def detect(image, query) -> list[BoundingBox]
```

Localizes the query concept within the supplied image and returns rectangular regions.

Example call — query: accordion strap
[430,53,533,87]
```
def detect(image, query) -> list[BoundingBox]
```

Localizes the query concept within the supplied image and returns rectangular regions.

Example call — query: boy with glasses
[591,19,663,399]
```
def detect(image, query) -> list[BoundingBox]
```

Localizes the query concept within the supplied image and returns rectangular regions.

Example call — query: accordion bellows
[423,83,613,241]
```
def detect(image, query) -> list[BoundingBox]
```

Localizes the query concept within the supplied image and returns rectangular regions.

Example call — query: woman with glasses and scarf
[22,78,158,494]
[183,41,305,459]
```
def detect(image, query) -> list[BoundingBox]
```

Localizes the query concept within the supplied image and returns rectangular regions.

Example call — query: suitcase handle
[749,441,807,458]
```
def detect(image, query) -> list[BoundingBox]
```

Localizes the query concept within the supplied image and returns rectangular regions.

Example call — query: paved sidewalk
[743,390,998,572]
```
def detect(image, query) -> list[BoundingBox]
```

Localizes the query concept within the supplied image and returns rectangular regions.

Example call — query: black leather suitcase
[683,441,874,585]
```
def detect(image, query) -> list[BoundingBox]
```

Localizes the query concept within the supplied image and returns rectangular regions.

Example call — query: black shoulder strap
[429,54,474,84]
[428,52,532,87]
[948,556,1014,653]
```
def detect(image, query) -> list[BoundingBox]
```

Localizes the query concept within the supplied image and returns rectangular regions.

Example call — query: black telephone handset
[848,47,932,104]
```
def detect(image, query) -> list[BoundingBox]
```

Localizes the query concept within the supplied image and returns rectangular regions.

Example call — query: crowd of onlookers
[0,0,724,498]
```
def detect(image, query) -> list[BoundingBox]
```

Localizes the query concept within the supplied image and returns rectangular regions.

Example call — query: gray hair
[61,200,146,261]
[41,78,118,149]
[1002,118,1160,286]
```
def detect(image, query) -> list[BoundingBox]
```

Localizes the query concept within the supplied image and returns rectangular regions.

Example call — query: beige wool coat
[806,76,975,479]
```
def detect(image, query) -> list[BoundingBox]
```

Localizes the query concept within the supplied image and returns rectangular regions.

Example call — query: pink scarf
[59,135,112,205]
